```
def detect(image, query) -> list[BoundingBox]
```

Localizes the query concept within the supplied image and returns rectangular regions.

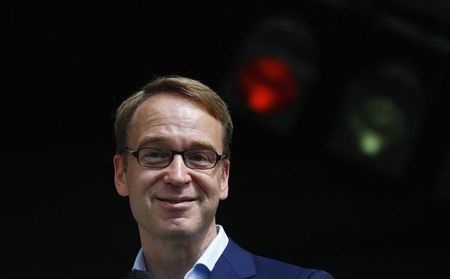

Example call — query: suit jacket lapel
[209,239,256,279]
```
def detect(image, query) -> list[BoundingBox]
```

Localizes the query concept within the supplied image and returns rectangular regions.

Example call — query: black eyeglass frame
[124,147,226,170]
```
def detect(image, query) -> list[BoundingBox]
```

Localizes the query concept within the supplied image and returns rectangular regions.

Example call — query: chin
[159,220,199,239]
[159,227,197,241]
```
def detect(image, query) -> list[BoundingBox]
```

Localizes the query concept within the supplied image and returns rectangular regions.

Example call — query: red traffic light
[238,56,299,115]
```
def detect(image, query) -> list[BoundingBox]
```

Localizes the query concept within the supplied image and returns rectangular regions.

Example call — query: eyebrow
[137,135,218,152]
[137,135,167,147]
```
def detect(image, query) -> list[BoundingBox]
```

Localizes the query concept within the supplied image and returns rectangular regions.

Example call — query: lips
[157,197,196,204]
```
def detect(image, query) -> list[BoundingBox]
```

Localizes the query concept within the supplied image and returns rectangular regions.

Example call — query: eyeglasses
[124,148,226,170]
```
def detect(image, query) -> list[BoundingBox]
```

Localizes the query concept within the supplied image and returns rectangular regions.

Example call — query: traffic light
[328,61,425,177]
[220,2,448,180]
[238,56,299,115]
[222,15,318,136]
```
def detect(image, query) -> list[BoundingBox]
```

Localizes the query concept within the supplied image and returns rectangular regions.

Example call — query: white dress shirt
[132,225,229,279]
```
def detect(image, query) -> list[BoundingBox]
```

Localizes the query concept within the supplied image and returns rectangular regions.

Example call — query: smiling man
[113,76,334,279]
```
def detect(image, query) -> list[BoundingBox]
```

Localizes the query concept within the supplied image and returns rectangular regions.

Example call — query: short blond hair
[114,75,233,157]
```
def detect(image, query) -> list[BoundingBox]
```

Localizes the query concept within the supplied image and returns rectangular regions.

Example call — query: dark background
[4,0,449,278]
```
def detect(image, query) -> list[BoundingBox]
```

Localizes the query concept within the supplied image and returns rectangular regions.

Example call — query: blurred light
[221,15,317,136]
[329,61,424,177]
[349,96,407,157]
[359,131,383,157]
[238,56,299,115]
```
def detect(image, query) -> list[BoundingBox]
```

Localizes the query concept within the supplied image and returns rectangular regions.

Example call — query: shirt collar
[132,225,229,273]
[190,224,229,272]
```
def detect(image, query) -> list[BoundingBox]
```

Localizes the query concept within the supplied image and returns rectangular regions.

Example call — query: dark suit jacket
[209,239,334,279]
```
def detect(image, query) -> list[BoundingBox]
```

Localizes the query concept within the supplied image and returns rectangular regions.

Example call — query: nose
[163,154,192,186]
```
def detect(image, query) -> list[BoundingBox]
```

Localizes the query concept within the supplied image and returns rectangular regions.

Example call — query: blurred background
[4,0,449,278]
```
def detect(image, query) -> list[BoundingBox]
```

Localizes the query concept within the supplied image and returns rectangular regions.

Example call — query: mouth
[156,198,196,204]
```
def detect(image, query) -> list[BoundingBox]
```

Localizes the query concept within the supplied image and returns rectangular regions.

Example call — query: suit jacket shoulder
[209,239,334,279]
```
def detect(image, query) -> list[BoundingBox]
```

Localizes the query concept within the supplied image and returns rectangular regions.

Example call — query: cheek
[196,172,225,197]
[127,169,159,194]
[127,172,159,215]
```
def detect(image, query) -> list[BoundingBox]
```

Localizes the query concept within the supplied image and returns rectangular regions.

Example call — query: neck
[140,224,218,279]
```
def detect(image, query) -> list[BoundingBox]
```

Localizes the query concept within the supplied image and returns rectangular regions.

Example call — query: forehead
[129,93,224,150]
[134,92,211,122]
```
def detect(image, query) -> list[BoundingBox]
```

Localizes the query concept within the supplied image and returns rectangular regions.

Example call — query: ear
[113,154,129,197]
[219,159,230,200]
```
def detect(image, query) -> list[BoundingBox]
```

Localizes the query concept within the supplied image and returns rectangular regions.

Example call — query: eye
[141,149,170,162]
[186,150,215,164]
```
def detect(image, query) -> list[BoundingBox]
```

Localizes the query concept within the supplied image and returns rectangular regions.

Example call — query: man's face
[113,93,229,241]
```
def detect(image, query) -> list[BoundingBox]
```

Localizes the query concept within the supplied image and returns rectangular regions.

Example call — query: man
[113,75,334,279]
